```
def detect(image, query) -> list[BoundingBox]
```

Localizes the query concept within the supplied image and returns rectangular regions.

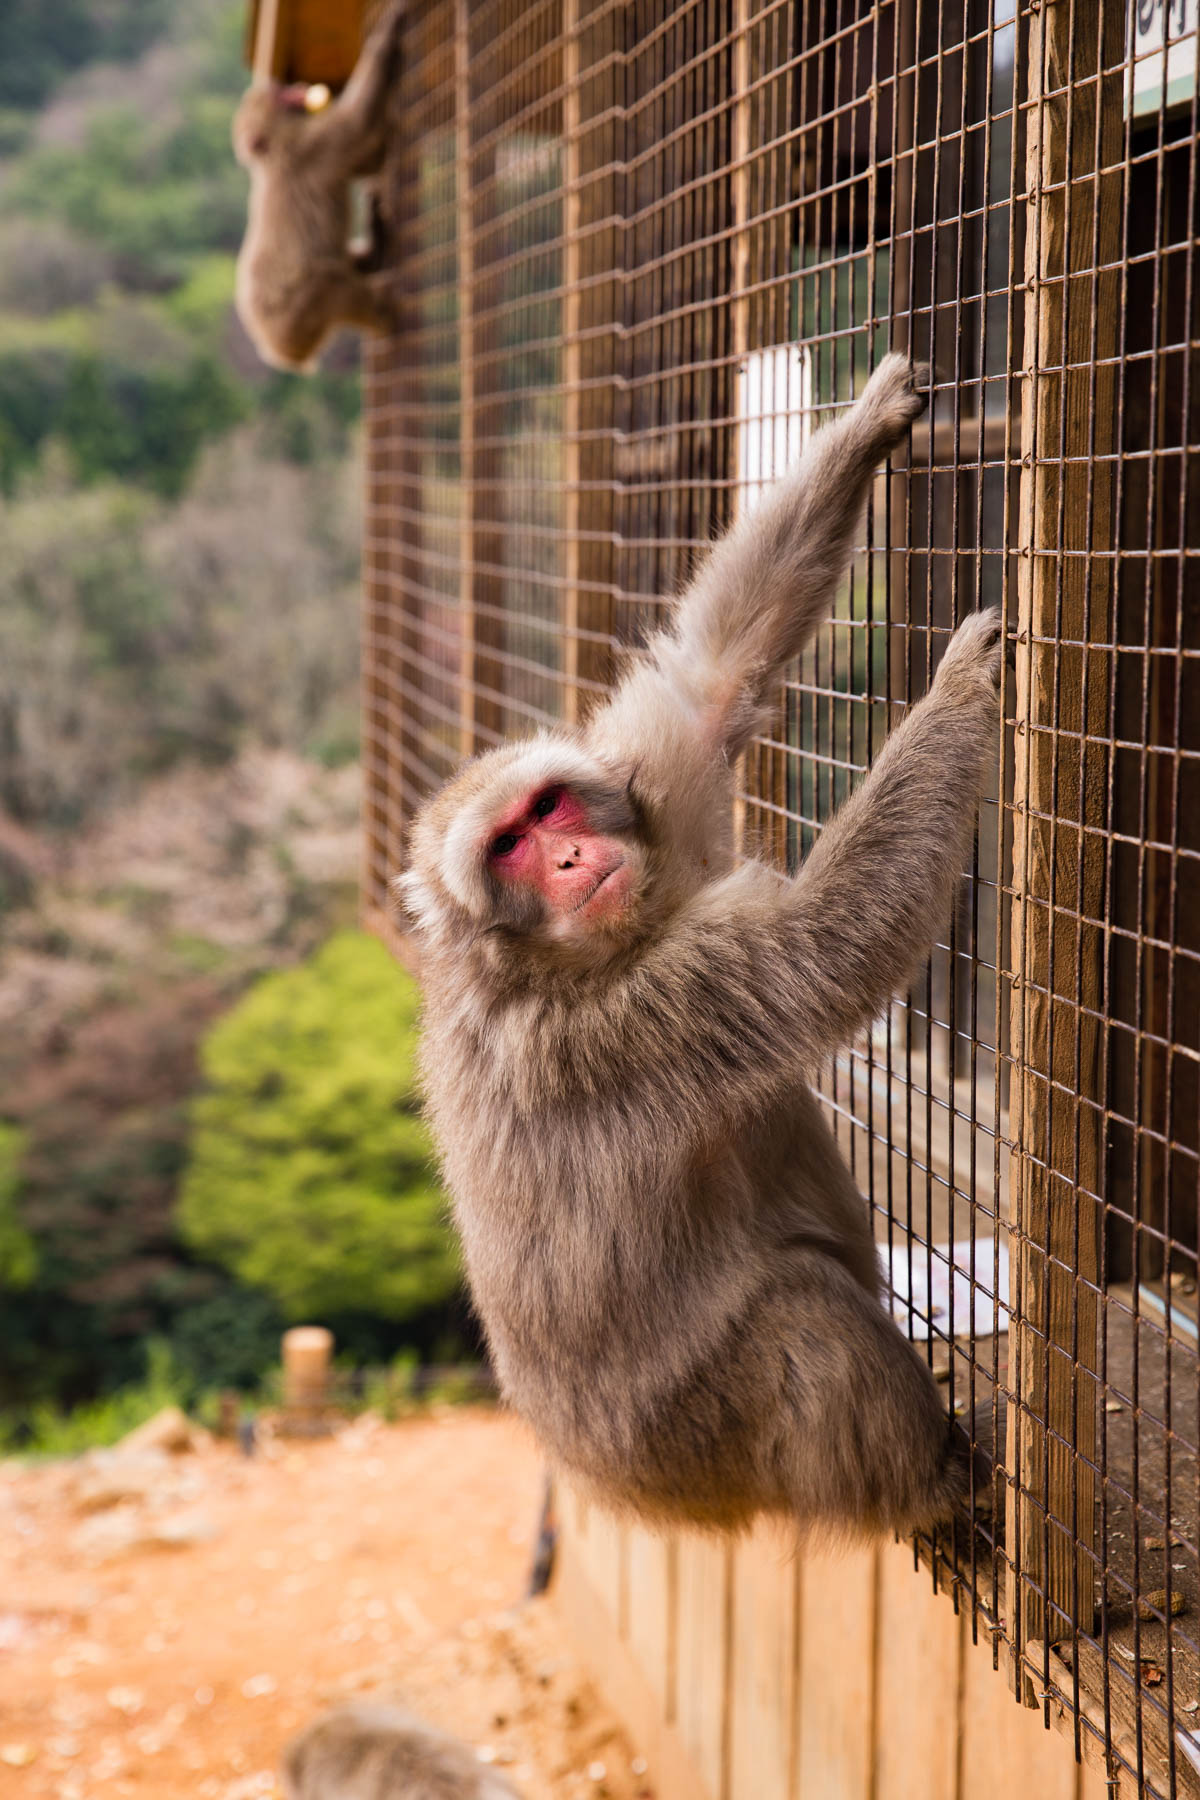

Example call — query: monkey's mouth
[572,864,622,912]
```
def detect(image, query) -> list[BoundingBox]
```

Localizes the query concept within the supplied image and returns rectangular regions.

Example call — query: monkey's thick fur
[281,1702,519,1800]
[232,6,401,371]
[400,356,1002,1538]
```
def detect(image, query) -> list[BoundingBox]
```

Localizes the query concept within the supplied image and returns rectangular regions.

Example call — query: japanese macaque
[281,1702,519,1800]
[398,355,1003,1538]
[232,4,402,371]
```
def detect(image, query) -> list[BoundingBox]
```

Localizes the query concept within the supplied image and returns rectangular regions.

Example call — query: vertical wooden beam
[793,1546,877,1800]
[562,0,586,728]
[727,1521,798,1800]
[729,0,753,857]
[1006,0,1125,1695]
[626,1527,675,1720]
[582,1504,627,1635]
[251,0,285,80]
[873,1546,960,1800]
[675,1532,733,1800]
[885,0,918,716]
[562,0,620,727]
[361,2,423,942]
[454,0,479,760]
[960,1606,1079,1800]
[730,0,752,370]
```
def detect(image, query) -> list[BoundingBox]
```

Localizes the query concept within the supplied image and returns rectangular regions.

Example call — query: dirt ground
[0,1408,651,1800]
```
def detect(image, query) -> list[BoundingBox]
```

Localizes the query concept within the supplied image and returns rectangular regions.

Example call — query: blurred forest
[0,0,461,1437]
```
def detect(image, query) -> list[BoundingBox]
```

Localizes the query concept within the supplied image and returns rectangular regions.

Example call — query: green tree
[0,0,172,112]
[179,933,458,1322]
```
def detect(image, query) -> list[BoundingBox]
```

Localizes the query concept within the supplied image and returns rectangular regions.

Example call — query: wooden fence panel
[674,1533,732,1800]
[792,1547,876,1800]
[727,1521,798,1800]
[959,1612,1079,1800]
[554,1505,1094,1800]
[626,1526,674,1720]
[873,1544,960,1800]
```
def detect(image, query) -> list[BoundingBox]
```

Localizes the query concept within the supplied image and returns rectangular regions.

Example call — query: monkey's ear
[392,867,441,936]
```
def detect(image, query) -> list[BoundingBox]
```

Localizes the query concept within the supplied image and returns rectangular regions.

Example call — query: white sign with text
[1128,0,1198,120]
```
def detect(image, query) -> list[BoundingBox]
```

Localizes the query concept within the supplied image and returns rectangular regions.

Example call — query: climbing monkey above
[399,355,1003,1540]
[233,3,402,371]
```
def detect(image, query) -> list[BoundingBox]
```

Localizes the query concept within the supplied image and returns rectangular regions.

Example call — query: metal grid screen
[362,2,1200,1789]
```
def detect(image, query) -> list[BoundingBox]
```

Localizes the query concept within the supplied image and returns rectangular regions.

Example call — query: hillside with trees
[0,0,459,1434]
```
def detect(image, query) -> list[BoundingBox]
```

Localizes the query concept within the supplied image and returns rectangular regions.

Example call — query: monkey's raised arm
[593,354,927,779]
[621,611,1000,1123]
[307,3,402,170]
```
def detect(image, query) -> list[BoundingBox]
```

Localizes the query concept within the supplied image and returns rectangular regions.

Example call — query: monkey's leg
[313,2,403,172]
[286,266,396,363]
[767,1254,970,1533]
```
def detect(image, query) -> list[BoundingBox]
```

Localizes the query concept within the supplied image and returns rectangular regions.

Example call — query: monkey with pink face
[400,355,1002,1538]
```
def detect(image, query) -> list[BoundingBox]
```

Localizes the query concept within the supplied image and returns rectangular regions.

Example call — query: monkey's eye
[533,791,560,819]
[491,833,520,858]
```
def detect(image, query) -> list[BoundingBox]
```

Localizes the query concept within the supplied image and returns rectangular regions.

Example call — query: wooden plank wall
[553,1488,1114,1800]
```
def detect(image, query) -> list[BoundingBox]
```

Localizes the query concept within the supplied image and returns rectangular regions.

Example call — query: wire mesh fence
[362,1,1200,1789]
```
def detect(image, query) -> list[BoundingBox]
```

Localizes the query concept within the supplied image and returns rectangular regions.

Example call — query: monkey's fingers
[944,1397,1008,1529]
[933,606,1004,697]
[850,352,929,466]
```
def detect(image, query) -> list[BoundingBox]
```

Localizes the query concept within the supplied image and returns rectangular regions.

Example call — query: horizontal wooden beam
[245,0,369,87]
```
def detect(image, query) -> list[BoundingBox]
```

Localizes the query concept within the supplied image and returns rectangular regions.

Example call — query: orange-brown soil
[0,1409,649,1800]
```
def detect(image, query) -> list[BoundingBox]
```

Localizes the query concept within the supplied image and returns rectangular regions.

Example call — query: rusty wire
[363,2,1200,1787]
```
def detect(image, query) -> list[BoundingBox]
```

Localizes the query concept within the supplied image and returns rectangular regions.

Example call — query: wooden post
[727,1522,799,1800]
[281,1325,334,1434]
[561,0,619,726]
[562,0,585,727]
[454,0,479,759]
[1005,0,1125,1696]
[361,4,420,952]
[729,0,753,860]
[250,0,284,79]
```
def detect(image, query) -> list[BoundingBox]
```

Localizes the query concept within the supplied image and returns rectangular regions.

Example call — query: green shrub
[1,1339,184,1457]
[360,1348,420,1422]
[166,1286,284,1396]
[179,933,458,1323]
[0,1124,36,1290]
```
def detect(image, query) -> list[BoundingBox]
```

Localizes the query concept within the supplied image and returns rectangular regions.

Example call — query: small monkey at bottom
[281,1702,520,1800]
[233,4,403,371]
[400,354,1003,1541]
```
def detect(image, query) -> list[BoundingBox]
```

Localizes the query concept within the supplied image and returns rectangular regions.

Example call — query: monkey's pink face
[486,785,633,926]
[400,737,646,952]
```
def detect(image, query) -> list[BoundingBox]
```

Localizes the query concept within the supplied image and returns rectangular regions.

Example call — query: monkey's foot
[930,1392,1008,1527]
